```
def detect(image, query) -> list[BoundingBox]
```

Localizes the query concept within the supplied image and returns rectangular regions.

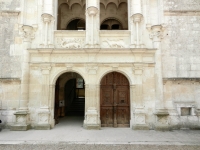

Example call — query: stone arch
[97,69,132,86]
[50,68,87,86]
[66,18,86,30]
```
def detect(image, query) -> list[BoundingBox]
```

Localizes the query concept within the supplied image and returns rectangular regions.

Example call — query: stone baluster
[130,0,143,48]
[150,25,169,130]
[85,0,99,48]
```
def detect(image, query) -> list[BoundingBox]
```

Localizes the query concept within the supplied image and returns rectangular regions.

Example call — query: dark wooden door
[54,78,60,124]
[100,72,130,127]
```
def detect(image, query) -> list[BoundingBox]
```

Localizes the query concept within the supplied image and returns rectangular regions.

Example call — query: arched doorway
[100,72,130,127]
[54,72,85,124]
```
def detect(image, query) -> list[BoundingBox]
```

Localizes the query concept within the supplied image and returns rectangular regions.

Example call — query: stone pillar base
[34,124,51,130]
[132,124,149,130]
[84,107,101,130]
[10,111,30,131]
[84,124,100,130]
[154,109,171,131]
[10,124,31,131]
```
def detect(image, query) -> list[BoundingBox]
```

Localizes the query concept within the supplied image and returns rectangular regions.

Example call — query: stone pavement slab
[0,117,200,149]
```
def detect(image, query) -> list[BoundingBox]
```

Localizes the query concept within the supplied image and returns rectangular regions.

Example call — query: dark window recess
[181,107,191,116]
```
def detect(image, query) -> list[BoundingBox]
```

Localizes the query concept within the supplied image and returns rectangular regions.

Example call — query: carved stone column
[35,65,51,130]
[132,64,149,130]
[84,65,100,129]
[85,0,99,48]
[131,14,143,48]
[10,25,35,131]
[40,13,54,48]
[150,25,170,130]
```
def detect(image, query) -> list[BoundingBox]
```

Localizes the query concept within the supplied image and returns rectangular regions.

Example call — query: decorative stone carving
[57,38,82,49]
[19,25,35,42]
[103,39,126,48]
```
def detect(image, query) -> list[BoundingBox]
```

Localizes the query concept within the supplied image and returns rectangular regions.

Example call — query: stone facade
[0,0,199,130]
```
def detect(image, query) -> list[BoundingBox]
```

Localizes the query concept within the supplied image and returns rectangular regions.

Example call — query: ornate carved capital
[149,25,166,42]
[87,6,98,16]
[20,25,35,42]
[41,13,53,23]
[131,13,143,23]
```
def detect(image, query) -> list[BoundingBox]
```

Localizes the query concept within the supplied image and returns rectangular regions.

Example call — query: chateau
[0,0,200,131]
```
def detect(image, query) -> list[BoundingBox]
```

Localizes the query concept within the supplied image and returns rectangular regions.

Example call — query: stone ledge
[34,124,51,130]
[84,124,101,130]
[132,124,149,130]
[10,124,31,131]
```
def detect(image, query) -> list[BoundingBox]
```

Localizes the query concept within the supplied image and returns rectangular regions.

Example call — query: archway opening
[100,72,130,127]
[54,72,85,125]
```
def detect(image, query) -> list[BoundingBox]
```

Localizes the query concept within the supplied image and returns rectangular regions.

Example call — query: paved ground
[0,116,200,149]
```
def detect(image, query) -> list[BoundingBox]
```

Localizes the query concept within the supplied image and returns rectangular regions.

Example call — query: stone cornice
[0,10,20,16]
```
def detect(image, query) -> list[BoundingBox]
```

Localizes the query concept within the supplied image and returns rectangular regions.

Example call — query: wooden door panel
[100,72,130,128]
[101,107,114,127]
[116,86,129,106]
[100,86,113,106]
[116,107,130,127]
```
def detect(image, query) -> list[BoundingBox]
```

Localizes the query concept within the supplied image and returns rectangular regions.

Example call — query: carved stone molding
[86,64,98,75]
[103,39,126,48]
[133,64,143,75]
[56,38,83,49]
[40,65,51,75]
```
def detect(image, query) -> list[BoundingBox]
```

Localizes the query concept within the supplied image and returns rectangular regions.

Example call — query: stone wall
[164,79,200,129]
[0,0,20,11]
[163,0,200,11]
[0,79,20,128]
[162,0,200,78]
[0,12,21,78]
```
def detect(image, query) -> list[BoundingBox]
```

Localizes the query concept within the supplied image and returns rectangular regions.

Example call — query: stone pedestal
[132,109,149,130]
[84,107,100,130]
[154,109,170,131]
[10,111,30,131]
[35,108,50,130]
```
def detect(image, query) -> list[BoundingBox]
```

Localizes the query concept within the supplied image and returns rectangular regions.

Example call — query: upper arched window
[100,0,128,30]
[57,0,86,30]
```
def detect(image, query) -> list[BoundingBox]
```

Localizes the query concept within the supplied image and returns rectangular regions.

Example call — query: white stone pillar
[85,0,100,48]
[130,0,143,48]
[150,25,170,130]
[35,65,51,130]
[11,25,35,131]
[132,64,149,130]
[83,64,100,129]
[43,0,53,15]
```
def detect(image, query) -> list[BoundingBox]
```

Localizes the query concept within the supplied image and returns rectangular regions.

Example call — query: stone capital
[41,13,53,23]
[87,6,98,16]
[131,13,143,23]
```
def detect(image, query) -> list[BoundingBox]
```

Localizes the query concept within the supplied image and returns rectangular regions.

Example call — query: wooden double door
[100,72,130,127]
